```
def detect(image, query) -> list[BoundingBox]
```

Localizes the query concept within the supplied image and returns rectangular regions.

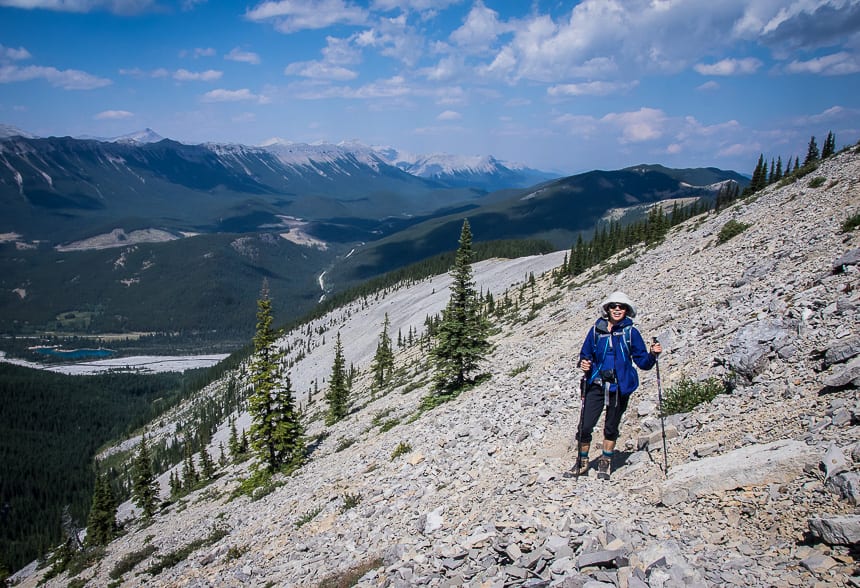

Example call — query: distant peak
[0,124,35,139]
[259,137,294,147]
[111,128,164,144]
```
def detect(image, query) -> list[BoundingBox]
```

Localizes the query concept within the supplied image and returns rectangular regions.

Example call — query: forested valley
[0,363,233,575]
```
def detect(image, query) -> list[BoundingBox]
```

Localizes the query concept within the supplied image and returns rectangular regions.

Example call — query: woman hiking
[573,291,662,479]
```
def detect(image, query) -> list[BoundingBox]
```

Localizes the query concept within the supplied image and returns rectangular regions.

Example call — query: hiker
[574,291,662,479]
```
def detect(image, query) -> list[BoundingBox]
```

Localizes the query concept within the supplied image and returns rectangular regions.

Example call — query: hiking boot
[563,457,590,478]
[597,455,611,480]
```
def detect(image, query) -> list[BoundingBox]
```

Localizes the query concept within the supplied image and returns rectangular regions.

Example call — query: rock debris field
[17,148,860,588]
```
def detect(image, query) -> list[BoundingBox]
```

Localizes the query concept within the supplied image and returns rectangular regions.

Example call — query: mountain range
[0,127,746,346]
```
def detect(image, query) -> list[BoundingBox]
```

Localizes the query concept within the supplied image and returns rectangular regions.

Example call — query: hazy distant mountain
[623,163,749,186]
[110,128,165,144]
[0,124,34,139]
[372,145,559,191]
[0,134,482,245]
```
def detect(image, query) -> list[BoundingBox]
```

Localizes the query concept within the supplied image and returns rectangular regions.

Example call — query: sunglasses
[606,303,627,310]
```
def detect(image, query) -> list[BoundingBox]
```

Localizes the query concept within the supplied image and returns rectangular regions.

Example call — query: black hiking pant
[575,382,631,444]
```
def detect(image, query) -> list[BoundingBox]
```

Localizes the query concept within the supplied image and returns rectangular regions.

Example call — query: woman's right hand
[579,358,591,372]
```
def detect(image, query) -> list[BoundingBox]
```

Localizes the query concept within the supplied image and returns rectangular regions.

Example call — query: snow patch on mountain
[0,124,34,139]
[374,145,506,176]
[110,128,164,144]
[258,138,384,171]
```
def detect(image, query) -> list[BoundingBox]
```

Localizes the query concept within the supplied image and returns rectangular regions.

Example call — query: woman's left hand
[651,341,663,355]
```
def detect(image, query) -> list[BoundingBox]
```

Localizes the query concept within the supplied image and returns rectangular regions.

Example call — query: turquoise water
[34,347,116,360]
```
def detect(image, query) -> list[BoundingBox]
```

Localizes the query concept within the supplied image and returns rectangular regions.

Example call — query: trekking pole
[653,337,669,476]
[566,373,587,478]
[575,373,586,469]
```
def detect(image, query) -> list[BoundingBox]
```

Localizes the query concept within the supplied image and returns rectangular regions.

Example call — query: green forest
[0,363,213,575]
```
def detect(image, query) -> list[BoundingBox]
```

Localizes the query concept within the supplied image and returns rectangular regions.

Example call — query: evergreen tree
[248,281,305,473]
[370,314,395,393]
[822,131,836,158]
[228,419,241,459]
[199,446,215,480]
[774,157,783,182]
[569,234,586,275]
[131,433,158,519]
[803,135,820,166]
[85,464,116,546]
[182,441,197,490]
[325,331,350,425]
[431,220,491,394]
[753,154,767,191]
[240,430,249,454]
[169,471,181,498]
[348,362,357,388]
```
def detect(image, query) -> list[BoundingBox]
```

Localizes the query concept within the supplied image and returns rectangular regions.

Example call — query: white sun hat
[600,291,637,318]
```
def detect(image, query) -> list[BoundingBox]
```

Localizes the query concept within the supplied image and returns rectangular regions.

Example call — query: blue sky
[1,0,858,174]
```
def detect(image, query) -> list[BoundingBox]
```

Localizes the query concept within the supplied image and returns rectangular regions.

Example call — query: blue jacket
[578,316,656,395]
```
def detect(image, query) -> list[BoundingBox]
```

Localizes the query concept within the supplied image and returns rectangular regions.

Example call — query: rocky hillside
[16,149,860,587]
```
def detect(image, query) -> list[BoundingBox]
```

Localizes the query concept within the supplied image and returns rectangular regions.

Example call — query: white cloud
[201,88,264,103]
[0,45,31,61]
[226,48,261,65]
[174,69,222,81]
[480,45,517,79]
[119,67,169,78]
[284,61,357,81]
[792,105,858,126]
[547,80,637,97]
[603,107,666,143]
[284,34,362,80]
[350,75,411,98]
[245,0,367,33]
[94,109,133,120]
[676,116,742,140]
[420,55,462,81]
[553,113,600,136]
[434,85,466,106]
[472,1,860,85]
[555,107,674,144]
[353,14,425,66]
[291,75,412,100]
[785,51,860,75]
[718,142,759,158]
[694,57,762,76]
[370,0,459,13]
[697,80,720,91]
[0,0,156,14]
[436,109,461,121]
[0,64,111,89]
[193,47,216,58]
[322,36,361,66]
[450,1,509,53]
